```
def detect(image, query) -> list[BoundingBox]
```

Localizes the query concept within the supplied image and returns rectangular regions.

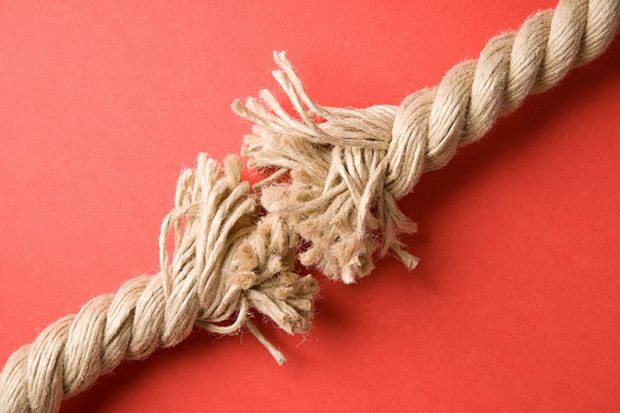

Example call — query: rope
[233,0,619,283]
[0,154,318,412]
[1,0,617,411]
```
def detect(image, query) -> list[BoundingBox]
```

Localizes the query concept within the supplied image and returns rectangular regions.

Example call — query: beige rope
[0,154,318,412]
[1,0,617,411]
[234,0,619,284]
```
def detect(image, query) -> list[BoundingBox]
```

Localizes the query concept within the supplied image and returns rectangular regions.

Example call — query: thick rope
[0,154,318,413]
[1,1,618,412]
[233,0,619,283]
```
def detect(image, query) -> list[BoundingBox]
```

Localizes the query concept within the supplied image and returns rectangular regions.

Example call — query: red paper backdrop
[1,1,619,411]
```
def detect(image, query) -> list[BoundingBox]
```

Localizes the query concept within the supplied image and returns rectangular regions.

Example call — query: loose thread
[245,319,287,366]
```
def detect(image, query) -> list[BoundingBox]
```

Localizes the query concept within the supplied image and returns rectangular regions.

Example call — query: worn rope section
[0,154,319,413]
[233,0,619,284]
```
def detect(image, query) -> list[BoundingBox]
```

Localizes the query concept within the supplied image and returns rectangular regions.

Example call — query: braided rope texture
[235,0,619,284]
[1,0,617,411]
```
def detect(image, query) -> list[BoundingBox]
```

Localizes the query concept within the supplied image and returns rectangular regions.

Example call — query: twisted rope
[1,0,618,411]
[234,0,619,283]
[0,154,318,412]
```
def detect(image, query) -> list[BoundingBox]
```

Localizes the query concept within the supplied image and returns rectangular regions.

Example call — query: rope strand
[233,0,619,283]
[0,154,318,412]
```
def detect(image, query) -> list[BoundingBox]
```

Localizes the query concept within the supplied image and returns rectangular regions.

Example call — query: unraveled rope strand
[233,0,619,284]
[1,0,617,411]
[0,154,318,412]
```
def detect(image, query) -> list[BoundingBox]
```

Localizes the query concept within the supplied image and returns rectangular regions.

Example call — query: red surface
[1,1,619,412]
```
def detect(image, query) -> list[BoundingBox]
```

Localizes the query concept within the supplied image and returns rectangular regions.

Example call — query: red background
[1,1,619,411]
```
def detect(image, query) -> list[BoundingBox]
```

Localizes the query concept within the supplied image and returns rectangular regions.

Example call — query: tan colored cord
[234,0,619,283]
[1,0,618,411]
[0,154,318,413]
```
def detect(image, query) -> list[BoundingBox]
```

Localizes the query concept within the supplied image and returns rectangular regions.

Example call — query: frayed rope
[1,0,617,411]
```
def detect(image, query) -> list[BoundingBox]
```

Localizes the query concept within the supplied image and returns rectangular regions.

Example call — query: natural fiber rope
[0,154,318,412]
[234,0,619,283]
[1,0,617,411]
